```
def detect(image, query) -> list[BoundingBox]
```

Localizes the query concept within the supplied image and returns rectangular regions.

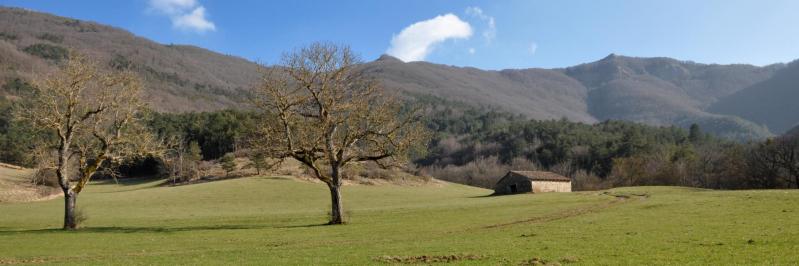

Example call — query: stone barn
[493,171,571,195]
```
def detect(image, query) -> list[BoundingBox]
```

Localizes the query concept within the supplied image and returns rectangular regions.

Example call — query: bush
[247,151,267,175]
[220,153,237,176]
[30,167,60,188]
[22,43,68,62]
[37,33,63,43]
[571,170,609,191]
[74,207,89,227]
[0,32,17,41]
[421,156,510,188]
[109,54,132,70]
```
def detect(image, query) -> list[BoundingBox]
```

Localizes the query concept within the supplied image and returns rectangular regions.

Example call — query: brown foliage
[421,156,538,188]
[249,43,429,224]
[15,53,162,229]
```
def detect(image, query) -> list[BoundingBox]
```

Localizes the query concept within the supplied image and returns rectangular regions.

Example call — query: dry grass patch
[0,164,59,203]
[373,254,485,264]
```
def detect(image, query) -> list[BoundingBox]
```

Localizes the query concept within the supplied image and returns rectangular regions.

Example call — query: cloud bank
[149,0,216,33]
[387,14,472,62]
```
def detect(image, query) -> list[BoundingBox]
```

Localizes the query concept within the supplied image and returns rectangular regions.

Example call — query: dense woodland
[417,101,799,190]
[2,86,797,190]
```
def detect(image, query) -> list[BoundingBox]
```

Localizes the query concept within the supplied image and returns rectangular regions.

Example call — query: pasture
[1,175,798,265]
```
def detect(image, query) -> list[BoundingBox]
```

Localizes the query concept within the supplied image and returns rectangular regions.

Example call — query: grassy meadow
[1,174,798,265]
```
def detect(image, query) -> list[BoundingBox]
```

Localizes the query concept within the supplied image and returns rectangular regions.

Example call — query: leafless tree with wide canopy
[16,53,160,230]
[249,43,429,224]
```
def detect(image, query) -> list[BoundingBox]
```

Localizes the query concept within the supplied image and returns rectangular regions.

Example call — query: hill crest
[2,7,797,138]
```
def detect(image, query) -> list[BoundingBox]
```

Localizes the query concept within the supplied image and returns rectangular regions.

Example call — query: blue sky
[2,0,798,69]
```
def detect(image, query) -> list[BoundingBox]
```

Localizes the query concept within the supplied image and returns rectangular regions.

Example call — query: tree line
[415,100,799,190]
[3,73,799,192]
[1,43,798,230]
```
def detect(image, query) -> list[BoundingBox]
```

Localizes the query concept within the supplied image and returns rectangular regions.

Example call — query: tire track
[482,192,648,229]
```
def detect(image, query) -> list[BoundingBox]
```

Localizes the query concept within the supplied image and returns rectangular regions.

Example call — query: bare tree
[250,43,429,224]
[16,53,160,230]
[746,141,782,188]
[768,136,799,188]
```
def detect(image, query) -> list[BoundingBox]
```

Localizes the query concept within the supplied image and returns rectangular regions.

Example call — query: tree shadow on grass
[92,178,166,193]
[254,176,296,181]
[0,225,260,234]
[0,222,328,235]
[275,223,329,229]
[467,193,498,198]
[93,177,163,186]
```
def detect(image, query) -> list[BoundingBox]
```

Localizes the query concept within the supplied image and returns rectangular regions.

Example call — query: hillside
[564,54,778,138]
[1,177,798,264]
[365,54,777,139]
[709,60,799,134]
[786,125,799,138]
[363,55,596,123]
[0,7,260,112]
[1,7,794,139]
[0,163,57,203]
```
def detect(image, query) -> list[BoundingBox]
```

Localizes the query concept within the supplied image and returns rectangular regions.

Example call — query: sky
[2,0,798,69]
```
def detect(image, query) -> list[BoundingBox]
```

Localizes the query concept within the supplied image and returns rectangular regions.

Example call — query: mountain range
[1,7,797,139]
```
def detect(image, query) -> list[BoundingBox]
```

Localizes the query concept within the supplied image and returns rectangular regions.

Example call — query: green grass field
[1,175,798,265]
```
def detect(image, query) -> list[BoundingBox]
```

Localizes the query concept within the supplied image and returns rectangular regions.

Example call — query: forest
[2,87,796,191]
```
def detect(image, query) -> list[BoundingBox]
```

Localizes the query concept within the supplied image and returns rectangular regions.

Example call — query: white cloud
[465,7,496,43]
[468,48,476,54]
[149,0,196,15]
[173,6,216,32]
[529,42,538,55]
[387,14,472,62]
[148,0,216,33]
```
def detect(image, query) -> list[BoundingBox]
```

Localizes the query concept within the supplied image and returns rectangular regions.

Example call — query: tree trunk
[63,190,77,230]
[327,183,343,225]
[794,173,799,189]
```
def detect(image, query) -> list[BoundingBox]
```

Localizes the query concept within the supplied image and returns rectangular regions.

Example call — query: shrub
[74,207,89,227]
[220,153,237,176]
[22,43,68,62]
[247,151,267,175]
[0,32,17,41]
[421,156,510,188]
[571,170,609,191]
[109,54,132,70]
[30,167,60,188]
[37,33,63,43]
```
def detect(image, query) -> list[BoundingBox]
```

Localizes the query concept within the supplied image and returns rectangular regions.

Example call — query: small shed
[493,171,571,195]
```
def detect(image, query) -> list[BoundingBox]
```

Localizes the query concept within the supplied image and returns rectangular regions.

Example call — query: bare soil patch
[373,254,485,264]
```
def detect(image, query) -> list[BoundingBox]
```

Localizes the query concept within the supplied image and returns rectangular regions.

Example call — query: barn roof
[508,171,571,182]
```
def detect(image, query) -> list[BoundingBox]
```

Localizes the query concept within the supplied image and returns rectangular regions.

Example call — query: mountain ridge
[709,60,799,134]
[0,7,260,112]
[1,7,797,139]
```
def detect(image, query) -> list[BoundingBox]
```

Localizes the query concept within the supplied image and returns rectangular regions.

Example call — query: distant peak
[602,53,622,61]
[376,54,402,63]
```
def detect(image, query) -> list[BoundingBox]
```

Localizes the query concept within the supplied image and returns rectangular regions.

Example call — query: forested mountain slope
[1,7,794,139]
[0,7,260,112]
[709,60,799,134]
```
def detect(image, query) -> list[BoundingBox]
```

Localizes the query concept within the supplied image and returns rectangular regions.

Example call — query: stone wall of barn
[493,174,533,195]
[531,181,572,193]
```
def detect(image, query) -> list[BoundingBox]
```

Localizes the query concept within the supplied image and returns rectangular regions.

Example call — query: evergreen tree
[248,152,266,175]
[220,153,237,176]
[187,141,203,162]
[689,123,702,143]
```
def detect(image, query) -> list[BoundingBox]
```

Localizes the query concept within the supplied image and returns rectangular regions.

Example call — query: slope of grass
[0,164,56,203]
[1,176,798,265]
